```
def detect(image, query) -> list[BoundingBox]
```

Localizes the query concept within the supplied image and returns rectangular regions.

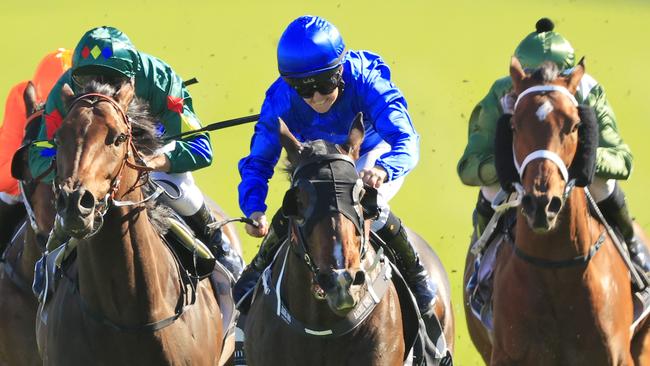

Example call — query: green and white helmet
[514,18,575,71]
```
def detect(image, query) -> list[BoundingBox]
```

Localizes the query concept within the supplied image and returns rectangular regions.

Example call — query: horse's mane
[80,81,162,156]
[530,61,560,84]
[283,139,342,177]
[80,81,170,234]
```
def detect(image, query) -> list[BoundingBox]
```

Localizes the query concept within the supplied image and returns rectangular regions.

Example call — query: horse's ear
[278,117,302,164]
[114,80,135,111]
[23,82,38,117]
[510,56,527,94]
[342,112,365,159]
[61,83,75,110]
[565,57,585,94]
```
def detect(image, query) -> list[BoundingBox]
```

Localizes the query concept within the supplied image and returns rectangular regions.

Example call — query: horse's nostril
[79,190,96,211]
[353,270,366,286]
[317,273,336,292]
[56,192,66,210]
[522,195,535,214]
[547,196,563,215]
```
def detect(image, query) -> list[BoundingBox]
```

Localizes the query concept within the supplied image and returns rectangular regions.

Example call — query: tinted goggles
[72,73,130,89]
[284,67,343,98]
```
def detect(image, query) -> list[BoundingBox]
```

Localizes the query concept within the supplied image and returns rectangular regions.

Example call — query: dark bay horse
[464,57,650,365]
[35,81,229,365]
[244,114,454,365]
[0,82,56,366]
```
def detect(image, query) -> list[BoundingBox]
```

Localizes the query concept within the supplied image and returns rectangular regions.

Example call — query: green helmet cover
[514,19,575,71]
[71,26,139,78]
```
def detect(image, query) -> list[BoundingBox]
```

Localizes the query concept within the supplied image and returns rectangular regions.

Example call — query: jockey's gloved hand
[245,211,268,238]
[499,92,516,115]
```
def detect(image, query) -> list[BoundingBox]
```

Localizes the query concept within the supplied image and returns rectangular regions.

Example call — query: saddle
[1,219,42,295]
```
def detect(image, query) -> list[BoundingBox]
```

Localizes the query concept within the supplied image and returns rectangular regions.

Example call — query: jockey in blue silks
[234,15,437,322]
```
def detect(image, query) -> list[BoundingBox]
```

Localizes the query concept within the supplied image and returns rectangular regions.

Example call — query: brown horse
[464,57,650,365]
[244,115,454,365]
[0,82,55,366]
[35,81,230,365]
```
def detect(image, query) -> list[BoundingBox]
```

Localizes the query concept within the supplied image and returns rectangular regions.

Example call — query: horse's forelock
[284,140,341,177]
[78,81,162,155]
[530,61,560,84]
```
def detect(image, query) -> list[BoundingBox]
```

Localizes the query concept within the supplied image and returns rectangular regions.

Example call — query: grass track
[2,1,649,364]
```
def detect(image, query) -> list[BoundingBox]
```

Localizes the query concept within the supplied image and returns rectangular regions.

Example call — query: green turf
[2,1,649,364]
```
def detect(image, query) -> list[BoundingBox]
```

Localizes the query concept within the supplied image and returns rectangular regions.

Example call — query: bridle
[285,152,369,292]
[511,84,580,202]
[55,93,163,239]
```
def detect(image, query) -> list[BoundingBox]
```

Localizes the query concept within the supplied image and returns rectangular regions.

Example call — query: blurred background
[2,0,649,363]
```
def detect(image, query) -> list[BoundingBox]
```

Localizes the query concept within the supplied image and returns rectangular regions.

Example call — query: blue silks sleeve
[357,53,419,181]
[238,97,282,217]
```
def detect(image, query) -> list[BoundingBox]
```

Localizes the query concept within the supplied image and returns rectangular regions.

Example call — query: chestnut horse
[35,81,229,365]
[464,57,650,365]
[244,115,454,365]
[0,82,54,366]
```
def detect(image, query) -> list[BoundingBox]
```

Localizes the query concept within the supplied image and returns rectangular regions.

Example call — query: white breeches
[150,142,204,216]
[355,141,405,231]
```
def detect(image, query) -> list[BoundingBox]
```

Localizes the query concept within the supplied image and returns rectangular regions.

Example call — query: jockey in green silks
[457,18,650,272]
[27,26,243,277]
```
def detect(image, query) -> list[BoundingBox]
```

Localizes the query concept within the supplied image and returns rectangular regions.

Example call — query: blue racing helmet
[277,15,346,78]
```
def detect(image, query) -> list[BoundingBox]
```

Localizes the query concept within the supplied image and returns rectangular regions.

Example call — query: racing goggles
[284,67,343,98]
[72,72,130,89]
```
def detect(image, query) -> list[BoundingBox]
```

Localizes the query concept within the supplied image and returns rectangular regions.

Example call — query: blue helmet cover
[277,15,346,78]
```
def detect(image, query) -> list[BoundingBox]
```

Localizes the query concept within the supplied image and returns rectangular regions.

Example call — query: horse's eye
[114,134,128,146]
[571,121,582,133]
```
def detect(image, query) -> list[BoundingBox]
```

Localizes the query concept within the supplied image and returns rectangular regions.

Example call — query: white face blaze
[535,100,554,121]
[333,239,344,267]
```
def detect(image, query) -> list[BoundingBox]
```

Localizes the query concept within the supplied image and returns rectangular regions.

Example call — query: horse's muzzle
[521,193,563,233]
[320,269,365,316]
[56,185,97,237]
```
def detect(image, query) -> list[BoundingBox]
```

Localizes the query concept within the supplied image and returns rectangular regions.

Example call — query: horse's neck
[515,188,598,262]
[76,187,179,323]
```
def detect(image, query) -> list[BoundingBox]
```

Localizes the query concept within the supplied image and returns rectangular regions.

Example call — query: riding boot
[183,203,244,279]
[598,184,650,273]
[475,190,495,238]
[233,210,288,313]
[0,198,26,253]
[377,212,437,314]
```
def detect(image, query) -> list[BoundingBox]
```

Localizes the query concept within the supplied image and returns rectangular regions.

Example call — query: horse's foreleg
[632,319,650,366]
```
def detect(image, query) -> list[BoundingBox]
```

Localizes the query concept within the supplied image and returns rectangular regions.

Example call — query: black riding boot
[0,198,26,253]
[475,190,495,238]
[184,203,244,279]
[598,184,650,273]
[233,210,288,312]
[377,212,436,313]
